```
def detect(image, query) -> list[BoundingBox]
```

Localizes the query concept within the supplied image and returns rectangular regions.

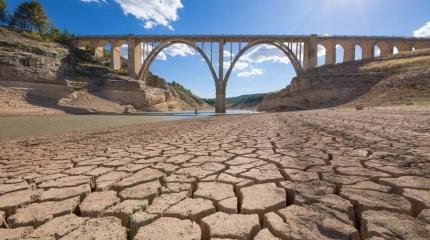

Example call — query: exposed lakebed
[0,110,254,139]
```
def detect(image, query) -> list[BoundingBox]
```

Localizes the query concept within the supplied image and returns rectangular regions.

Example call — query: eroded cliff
[258,49,430,111]
[0,27,210,115]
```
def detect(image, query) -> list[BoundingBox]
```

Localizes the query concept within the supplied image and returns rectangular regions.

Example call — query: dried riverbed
[0,106,429,239]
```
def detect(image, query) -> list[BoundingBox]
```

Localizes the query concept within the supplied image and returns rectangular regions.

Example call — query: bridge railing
[74,34,430,41]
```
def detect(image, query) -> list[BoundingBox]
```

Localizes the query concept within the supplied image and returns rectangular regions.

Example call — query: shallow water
[0,110,254,139]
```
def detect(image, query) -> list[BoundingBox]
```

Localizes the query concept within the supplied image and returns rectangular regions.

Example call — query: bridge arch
[223,40,304,88]
[138,40,218,85]
[374,41,392,57]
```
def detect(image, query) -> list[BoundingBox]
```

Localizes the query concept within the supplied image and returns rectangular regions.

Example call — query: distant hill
[204,93,266,110]
[258,49,430,112]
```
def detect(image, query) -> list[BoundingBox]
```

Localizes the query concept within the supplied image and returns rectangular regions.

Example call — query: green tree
[58,29,72,44]
[48,26,61,40]
[11,1,49,33]
[0,0,6,25]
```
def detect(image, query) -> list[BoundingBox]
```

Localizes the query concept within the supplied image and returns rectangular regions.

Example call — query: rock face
[0,28,210,114]
[258,49,430,111]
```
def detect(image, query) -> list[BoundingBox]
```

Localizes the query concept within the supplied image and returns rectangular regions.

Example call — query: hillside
[205,93,266,110]
[0,27,210,115]
[258,49,430,111]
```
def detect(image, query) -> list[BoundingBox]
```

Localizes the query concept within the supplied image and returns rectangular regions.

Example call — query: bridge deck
[75,34,430,42]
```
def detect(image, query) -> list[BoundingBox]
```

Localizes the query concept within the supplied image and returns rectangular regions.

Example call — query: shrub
[355,104,364,110]
[0,0,6,25]
[22,30,46,41]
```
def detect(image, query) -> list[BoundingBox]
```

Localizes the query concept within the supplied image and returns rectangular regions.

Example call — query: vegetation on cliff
[0,0,5,25]
[169,81,206,104]
[0,0,71,44]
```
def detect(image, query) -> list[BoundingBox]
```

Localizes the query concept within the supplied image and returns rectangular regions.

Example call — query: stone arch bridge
[74,34,430,113]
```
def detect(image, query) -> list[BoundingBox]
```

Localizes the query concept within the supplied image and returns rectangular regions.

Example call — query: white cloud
[223,50,234,58]
[234,61,249,71]
[241,44,290,64]
[140,43,194,61]
[317,44,326,57]
[81,0,183,30]
[237,68,264,78]
[414,21,430,37]
[163,43,195,57]
[115,0,183,30]
[231,43,306,78]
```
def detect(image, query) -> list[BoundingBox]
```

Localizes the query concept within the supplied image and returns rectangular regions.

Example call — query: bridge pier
[127,35,142,78]
[362,42,374,59]
[304,34,318,70]
[215,84,226,114]
[216,40,226,113]
[343,42,356,62]
[325,42,336,65]
[93,41,104,59]
[110,41,122,70]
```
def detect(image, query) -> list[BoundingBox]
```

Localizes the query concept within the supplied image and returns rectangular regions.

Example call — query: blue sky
[5,0,430,98]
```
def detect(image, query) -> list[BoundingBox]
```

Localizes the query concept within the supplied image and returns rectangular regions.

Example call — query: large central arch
[223,40,304,88]
[138,39,218,85]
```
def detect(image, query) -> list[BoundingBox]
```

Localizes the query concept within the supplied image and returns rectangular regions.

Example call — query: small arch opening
[354,45,363,60]
[109,41,128,74]
[102,42,112,67]
[317,44,326,66]
[335,44,344,64]
[374,45,381,57]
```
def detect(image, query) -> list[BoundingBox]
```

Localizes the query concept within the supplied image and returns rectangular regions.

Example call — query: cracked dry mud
[0,106,429,240]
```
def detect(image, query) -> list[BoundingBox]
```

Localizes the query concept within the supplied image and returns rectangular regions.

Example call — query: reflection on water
[0,110,255,139]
